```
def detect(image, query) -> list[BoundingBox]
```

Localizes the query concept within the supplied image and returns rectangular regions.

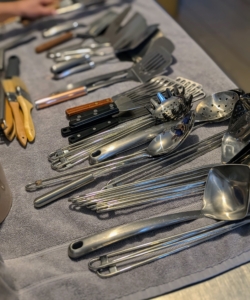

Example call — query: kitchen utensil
[27,130,222,198]
[221,96,250,163]
[89,218,250,277]
[68,163,250,258]
[5,55,35,142]
[35,45,173,109]
[0,32,36,128]
[65,75,204,117]
[2,79,27,147]
[35,10,118,53]
[104,130,224,188]
[47,5,131,60]
[0,163,12,224]
[52,56,117,79]
[42,21,86,38]
[66,108,151,144]
[33,114,194,208]
[56,0,106,15]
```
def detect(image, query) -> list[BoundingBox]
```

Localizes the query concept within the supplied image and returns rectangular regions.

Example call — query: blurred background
[157,0,250,91]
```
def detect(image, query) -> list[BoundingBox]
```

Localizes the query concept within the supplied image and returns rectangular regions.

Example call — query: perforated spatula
[35,42,173,110]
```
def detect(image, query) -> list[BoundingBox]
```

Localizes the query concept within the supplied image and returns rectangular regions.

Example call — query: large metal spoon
[68,164,250,258]
[89,111,195,164]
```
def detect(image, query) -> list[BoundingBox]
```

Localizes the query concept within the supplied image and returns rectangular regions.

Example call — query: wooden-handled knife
[2,79,27,147]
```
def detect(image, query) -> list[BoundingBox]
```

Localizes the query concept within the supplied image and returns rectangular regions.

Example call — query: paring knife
[6,56,35,142]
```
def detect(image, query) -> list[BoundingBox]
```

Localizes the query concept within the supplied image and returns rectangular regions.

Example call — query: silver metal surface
[89,219,250,277]
[68,164,250,258]
[222,110,250,163]
[43,21,83,38]
[88,121,177,164]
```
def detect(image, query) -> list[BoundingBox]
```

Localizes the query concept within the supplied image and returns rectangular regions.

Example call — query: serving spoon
[68,163,250,258]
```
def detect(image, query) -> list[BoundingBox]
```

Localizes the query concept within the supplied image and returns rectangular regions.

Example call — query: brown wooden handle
[35,32,74,53]
[65,98,114,117]
[8,102,27,147]
[35,86,88,110]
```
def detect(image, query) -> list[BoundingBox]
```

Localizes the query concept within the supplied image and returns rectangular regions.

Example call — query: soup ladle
[68,163,250,258]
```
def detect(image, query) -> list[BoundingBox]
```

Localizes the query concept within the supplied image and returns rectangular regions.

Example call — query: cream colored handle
[17,94,35,142]
[9,101,27,147]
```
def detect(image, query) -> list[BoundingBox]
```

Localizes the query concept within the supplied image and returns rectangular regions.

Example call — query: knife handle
[66,98,114,117]
[8,101,27,147]
[5,56,20,79]
[35,86,88,110]
[2,100,14,135]
[16,94,35,142]
[68,118,119,144]
[69,103,119,128]
[35,32,74,53]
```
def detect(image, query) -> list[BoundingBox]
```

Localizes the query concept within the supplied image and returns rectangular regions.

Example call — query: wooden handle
[17,94,35,142]
[65,98,114,117]
[35,32,74,53]
[2,99,14,135]
[35,86,88,110]
[8,102,27,147]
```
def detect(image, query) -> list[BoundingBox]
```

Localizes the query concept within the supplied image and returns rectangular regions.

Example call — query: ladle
[68,164,250,258]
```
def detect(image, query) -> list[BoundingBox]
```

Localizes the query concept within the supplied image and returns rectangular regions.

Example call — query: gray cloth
[0,1,248,300]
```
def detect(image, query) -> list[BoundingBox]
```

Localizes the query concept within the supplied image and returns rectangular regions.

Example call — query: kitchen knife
[43,21,86,38]
[2,79,27,147]
[6,56,35,142]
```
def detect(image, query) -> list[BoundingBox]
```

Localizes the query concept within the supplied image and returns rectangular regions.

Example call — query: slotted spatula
[35,42,173,110]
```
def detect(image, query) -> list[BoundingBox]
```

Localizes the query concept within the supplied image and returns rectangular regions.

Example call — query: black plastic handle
[68,117,119,143]
[5,56,20,78]
[69,103,119,128]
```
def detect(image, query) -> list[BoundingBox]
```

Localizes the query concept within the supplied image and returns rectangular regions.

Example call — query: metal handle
[68,210,202,258]
[51,55,90,74]
[35,86,88,109]
[53,61,95,79]
[34,174,95,208]
[43,22,81,38]
[89,124,167,164]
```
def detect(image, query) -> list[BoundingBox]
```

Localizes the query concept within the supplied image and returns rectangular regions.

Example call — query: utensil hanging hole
[219,98,221,100]
[72,241,83,249]
[226,98,228,100]
[92,150,101,157]
[218,105,220,107]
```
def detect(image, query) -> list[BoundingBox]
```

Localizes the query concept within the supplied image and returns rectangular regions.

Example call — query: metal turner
[35,42,173,110]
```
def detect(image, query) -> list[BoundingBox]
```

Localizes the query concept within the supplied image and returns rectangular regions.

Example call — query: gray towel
[1,1,248,300]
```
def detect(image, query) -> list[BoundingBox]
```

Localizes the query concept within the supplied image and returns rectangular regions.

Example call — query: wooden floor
[158,0,250,91]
